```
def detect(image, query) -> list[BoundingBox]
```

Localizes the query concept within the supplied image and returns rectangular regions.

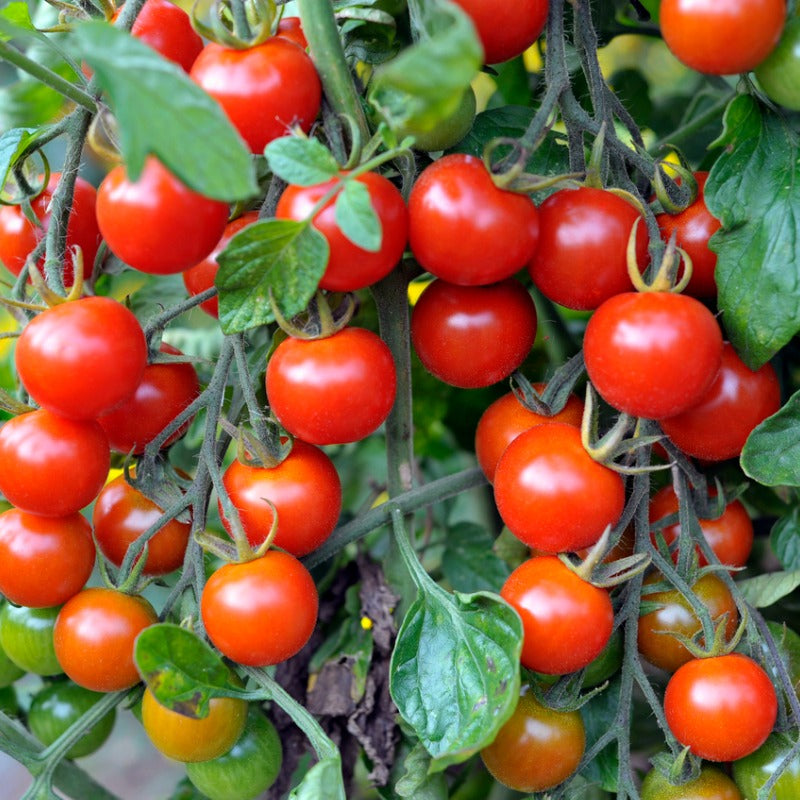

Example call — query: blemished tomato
[142,688,247,763]
[183,211,259,318]
[733,733,800,800]
[664,653,777,762]
[637,572,739,673]
[0,603,62,676]
[92,473,191,576]
[190,38,322,154]
[0,173,100,285]
[451,0,549,64]
[583,291,723,419]
[28,681,116,759]
[96,156,230,275]
[649,484,754,569]
[408,154,540,285]
[660,0,785,75]
[0,410,110,517]
[221,440,341,557]
[266,327,397,446]
[640,765,743,800]
[126,0,204,72]
[493,422,625,553]
[500,555,614,674]
[276,16,308,49]
[755,18,800,111]
[201,550,318,667]
[659,342,781,462]
[185,708,283,800]
[474,385,584,482]
[97,343,201,454]
[480,689,585,792]
[0,508,95,608]
[15,296,147,420]
[411,278,537,388]
[53,588,158,692]
[528,186,649,310]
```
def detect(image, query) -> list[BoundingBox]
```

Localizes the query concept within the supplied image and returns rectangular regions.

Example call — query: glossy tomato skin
[501,556,613,674]
[0,620,25,685]
[276,172,408,292]
[408,154,540,285]
[756,18,800,111]
[494,422,625,553]
[0,509,95,608]
[411,279,537,388]
[660,0,785,75]
[276,17,308,49]
[583,291,723,419]
[659,342,781,461]
[221,440,341,556]
[475,386,584,482]
[54,588,158,692]
[401,87,477,152]
[640,765,743,800]
[128,0,204,72]
[0,603,62,676]
[16,296,147,420]
[0,410,110,517]
[266,327,397,445]
[733,733,800,800]
[93,474,191,576]
[480,690,584,792]
[528,187,648,310]
[97,156,229,275]
[201,550,318,666]
[664,654,777,762]
[190,38,322,154]
[97,343,200,454]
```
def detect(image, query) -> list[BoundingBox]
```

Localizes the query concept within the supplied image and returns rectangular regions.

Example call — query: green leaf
[770,509,800,570]
[579,678,620,793]
[737,570,800,608]
[741,389,800,486]
[264,137,340,185]
[74,21,256,202]
[288,757,346,800]
[0,1,35,40]
[705,96,800,369]
[395,743,449,799]
[0,127,35,190]
[216,219,329,334]
[335,179,382,252]
[441,523,511,593]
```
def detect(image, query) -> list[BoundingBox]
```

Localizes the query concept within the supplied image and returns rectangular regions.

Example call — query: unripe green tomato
[755,18,800,111]
[0,685,19,716]
[537,629,623,688]
[185,709,283,800]
[28,681,116,758]
[401,88,477,151]
[641,765,742,799]
[0,603,62,676]
[764,621,800,696]
[0,620,25,686]
[733,733,800,800]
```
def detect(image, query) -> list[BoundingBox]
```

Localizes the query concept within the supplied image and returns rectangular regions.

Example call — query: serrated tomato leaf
[335,179,382,252]
[741,389,800,486]
[264,136,340,186]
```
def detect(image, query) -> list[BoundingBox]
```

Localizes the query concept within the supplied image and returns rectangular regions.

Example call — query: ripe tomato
[15,296,147,420]
[641,765,743,800]
[411,278,537,388]
[0,603,62,676]
[480,689,584,792]
[0,410,110,517]
[221,440,341,557]
[451,0,549,64]
[659,342,781,461]
[475,385,584,482]
[528,186,648,310]
[660,0,785,75]
[126,0,204,72]
[96,156,230,275]
[583,291,723,419]
[0,173,99,285]
[276,17,308,49]
[664,653,777,762]
[501,555,613,674]
[97,343,200,454]
[201,550,318,666]
[190,38,322,154]
[733,733,800,800]
[493,422,625,553]
[275,172,408,292]
[755,18,800,111]
[0,509,95,608]
[142,688,247,763]
[408,154,540,285]
[53,588,158,692]
[266,327,397,446]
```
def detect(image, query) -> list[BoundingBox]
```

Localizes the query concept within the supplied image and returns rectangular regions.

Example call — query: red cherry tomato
[664,653,777,761]
[220,440,342,557]
[411,278,537,388]
[275,172,408,292]
[501,555,614,674]
[15,296,147,420]
[0,508,95,608]
[276,16,308,49]
[201,550,318,666]
[0,410,110,517]
[190,38,322,154]
[528,186,649,310]
[408,154,540,285]
[96,156,230,275]
[583,291,723,419]
[494,422,625,553]
[127,0,204,72]
[266,327,397,446]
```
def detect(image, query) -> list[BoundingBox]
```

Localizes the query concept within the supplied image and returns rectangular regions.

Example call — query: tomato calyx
[511,352,586,417]
[565,524,650,588]
[651,157,699,215]
[270,289,357,340]
[191,0,277,49]
[648,747,704,794]
[627,219,693,294]
[484,135,583,194]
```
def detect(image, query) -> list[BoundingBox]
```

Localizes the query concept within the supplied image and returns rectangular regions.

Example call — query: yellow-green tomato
[401,88,477,152]
[640,765,742,799]
[755,18,800,111]
[733,733,800,800]
[0,603,62,676]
